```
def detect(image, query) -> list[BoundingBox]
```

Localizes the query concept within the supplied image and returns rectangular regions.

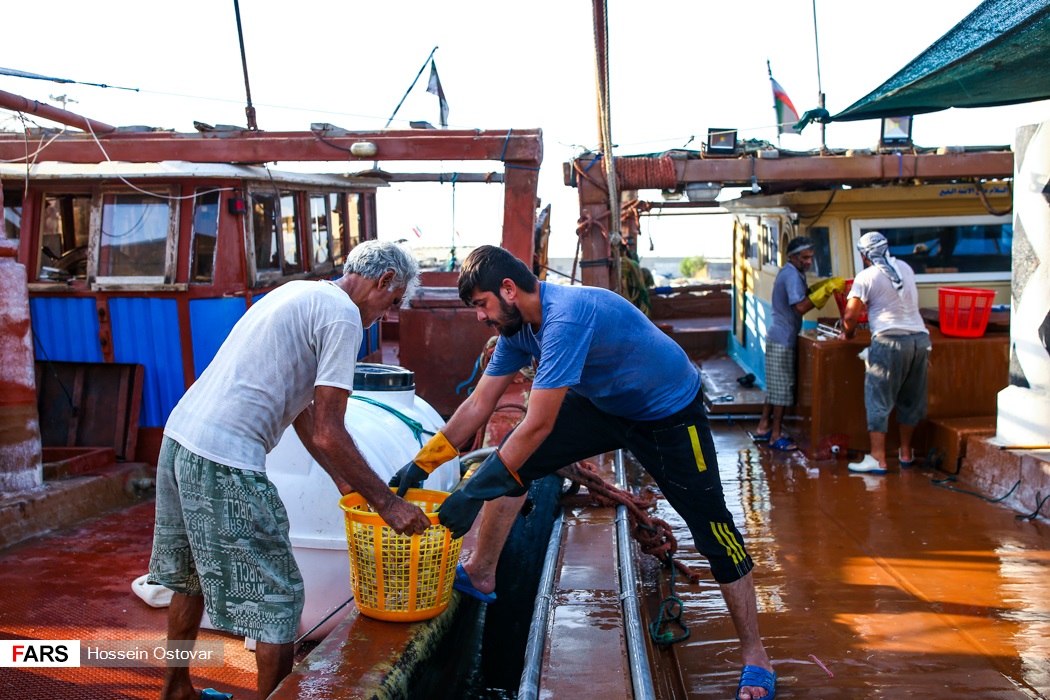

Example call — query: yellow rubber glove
[389,431,460,496]
[412,431,459,474]
[807,277,846,310]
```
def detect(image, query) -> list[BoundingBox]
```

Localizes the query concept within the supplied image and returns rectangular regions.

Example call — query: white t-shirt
[165,280,361,471]
[847,259,928,337]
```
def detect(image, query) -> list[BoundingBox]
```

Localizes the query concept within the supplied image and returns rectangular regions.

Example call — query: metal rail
[517,508,565,700]
[615,450,657,700]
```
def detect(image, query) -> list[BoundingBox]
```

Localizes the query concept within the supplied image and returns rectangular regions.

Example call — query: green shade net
[830,0,1050,122]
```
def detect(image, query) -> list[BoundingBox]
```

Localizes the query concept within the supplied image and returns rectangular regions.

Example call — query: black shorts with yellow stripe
[518,388,754,584]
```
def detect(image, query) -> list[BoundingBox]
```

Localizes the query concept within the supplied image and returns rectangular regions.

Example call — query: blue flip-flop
[736,664,776,700]
[768,436,798,452]
[200,690,233,700]
[750,430,772,443]
[453,563,496,604]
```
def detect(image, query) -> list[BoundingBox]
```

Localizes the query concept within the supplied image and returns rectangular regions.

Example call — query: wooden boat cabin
[722,180,1013,383]
[722,178,1014,455]
[1,162,385,462]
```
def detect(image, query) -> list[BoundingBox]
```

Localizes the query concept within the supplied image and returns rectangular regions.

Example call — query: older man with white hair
[149,240,432,700]
[841,231,931,474]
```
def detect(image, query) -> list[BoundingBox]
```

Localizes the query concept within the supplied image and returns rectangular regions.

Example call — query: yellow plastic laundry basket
[339,488,462,622]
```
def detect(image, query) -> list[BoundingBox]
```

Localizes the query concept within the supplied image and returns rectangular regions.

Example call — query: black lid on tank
[353,363,415,391]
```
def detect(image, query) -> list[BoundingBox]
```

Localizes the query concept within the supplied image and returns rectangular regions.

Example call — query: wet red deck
[636,420,1050,699]
[1,419,1047,699]
[0,501,258,699]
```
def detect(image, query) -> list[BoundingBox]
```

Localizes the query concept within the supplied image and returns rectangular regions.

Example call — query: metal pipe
[615,449,657,700]
[0,88,116,134]
[517,509,565,700]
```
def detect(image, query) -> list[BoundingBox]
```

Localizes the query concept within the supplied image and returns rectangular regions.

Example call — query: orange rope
[573,208,611,282]
[575,155,678,193]
[620,199,651,230]
[610,155,677,191]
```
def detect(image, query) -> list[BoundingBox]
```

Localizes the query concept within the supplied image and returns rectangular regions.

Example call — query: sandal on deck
[749,430,772,443]
[899,449,915,468]
[736,664,776,700]
[768,436,798,452]
[200,690,233,700]
[453,563,496,604]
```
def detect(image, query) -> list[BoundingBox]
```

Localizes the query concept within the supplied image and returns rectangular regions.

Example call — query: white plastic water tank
[264,363,460,641]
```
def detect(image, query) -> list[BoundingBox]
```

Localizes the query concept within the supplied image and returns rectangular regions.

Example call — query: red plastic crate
[833,279,867,323]
[938,287,996,337]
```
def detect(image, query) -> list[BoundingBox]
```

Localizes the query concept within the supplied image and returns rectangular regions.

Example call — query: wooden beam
[380,172,504,183]
[501,164,540,265]
[0,128,543,165]
[675,151,1012,186]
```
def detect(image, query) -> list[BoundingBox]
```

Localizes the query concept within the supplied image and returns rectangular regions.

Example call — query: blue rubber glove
[438,451,529,539]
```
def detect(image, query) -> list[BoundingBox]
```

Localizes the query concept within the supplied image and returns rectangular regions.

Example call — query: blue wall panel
[358,321,380,360]
[29,297,103,363]
[109,298,185,428]
[189,297,247,379]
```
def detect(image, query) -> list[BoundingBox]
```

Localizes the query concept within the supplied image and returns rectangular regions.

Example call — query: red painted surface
[0,241,42,490]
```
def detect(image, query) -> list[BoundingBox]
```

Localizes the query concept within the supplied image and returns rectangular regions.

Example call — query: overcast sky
[3,0,1048,262]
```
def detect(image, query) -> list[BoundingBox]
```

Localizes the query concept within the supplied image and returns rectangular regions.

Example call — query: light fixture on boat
[706,128,737,154]
[880,116,913,148]
[661,185,684,201]
[350,141,378,158]
[685,182,722,202]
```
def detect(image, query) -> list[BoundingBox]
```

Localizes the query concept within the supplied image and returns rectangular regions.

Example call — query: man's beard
[491,296,524,337]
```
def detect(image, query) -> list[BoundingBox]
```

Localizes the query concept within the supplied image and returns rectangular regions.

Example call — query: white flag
[426,60,449,128]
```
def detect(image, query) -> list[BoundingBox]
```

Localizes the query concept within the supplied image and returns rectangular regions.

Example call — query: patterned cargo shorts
[764,341,797,406]
[148,437,305,645]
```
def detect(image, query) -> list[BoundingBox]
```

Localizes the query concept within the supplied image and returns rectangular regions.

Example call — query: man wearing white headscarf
[841,231,930,474]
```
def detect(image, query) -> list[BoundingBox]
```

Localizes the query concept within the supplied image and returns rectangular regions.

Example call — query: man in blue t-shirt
[393,245,775,700]
[754,237,817,451]
[754,237,843,452]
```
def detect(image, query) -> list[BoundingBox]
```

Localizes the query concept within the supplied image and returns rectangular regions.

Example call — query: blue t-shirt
[767,264,808,348]
[484,282,701,421]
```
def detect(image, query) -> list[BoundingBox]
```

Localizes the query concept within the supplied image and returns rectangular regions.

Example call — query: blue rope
[500,128,541,170]
[349,395,434,446]
[455,355,482,395]
[500,128,512,160]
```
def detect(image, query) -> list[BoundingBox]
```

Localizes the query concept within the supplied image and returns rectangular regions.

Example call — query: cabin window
[250,189,303,284]
[3,189,21,244]
[760,222,778,267]
[808,226,833,278]
[280,192,301,274]
[251,192,282,275]
[97,192,177,283]
[345,193,362,252]
[851,215,1012,282]
[308,194,331,270]
[190,189,221,283]
[38,193,91,281]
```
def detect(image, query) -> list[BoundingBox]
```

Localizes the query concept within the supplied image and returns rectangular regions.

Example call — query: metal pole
[232,0,258,130]
[517,510,565,700]
[615,450,657,700]
[812,0,826,152]
[383,47,440,129]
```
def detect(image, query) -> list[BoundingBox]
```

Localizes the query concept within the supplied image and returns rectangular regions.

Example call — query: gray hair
[342,240,420,304]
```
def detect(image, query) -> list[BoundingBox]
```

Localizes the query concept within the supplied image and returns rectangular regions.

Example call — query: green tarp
[830,0,1050,122]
